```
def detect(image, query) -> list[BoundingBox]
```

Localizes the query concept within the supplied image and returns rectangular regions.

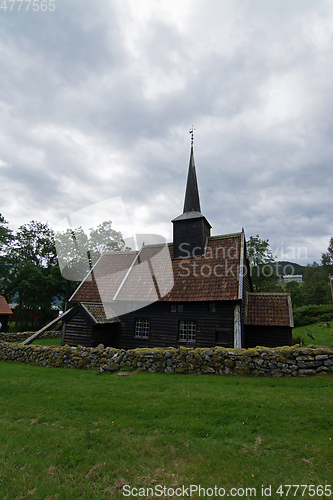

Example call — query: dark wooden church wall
[63,309,93,347]
[91,323,120,348]
[173,218,209,259]
[0,315,10,333]
[245,325,292,348]
[116,300,235,350]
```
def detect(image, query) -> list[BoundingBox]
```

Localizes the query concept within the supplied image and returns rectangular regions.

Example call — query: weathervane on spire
[189,126,195,146]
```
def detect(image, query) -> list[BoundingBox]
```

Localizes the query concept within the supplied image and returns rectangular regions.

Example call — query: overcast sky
[1,0,333,265]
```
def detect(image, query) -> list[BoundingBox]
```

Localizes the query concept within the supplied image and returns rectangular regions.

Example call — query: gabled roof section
[245,293,294,327]
[70,233,245,306]
[0,296,13,315]
[70,251,138,302]
[183,146,201,214]
[81,303,119,324]
[163,234,242,301]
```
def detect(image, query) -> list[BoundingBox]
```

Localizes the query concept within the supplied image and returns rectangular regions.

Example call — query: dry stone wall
[0,331,61,342]
[0,342,333,377]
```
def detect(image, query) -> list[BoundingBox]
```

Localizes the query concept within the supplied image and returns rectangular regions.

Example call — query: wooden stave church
[63,145,294,349]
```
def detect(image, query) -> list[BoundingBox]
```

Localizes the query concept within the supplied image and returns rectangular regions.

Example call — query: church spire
[171,133,211,259]
[183,137,201,214]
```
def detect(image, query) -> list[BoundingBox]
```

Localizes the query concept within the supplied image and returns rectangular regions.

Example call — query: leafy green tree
[55,220,126,282]
[246,234,275,267]
[321,237,333,267]
[0,214,13,294]
[5,221,66,330]
[285,281,303,308]
[55,226,90,282]
[0,214,12,249]
[301,262,331,306]
[2,217,129,330]
[89,220,125,257]
[321,237,333,303]
[246,234,276,291]
[9,221,58,268]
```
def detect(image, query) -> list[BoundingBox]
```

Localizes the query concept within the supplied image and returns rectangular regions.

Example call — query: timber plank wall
[64,308,93,347]
[116,300,235,350]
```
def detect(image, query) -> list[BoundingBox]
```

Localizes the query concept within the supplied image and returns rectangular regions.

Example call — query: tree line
[246,234,333,307]
[0,214,126,331]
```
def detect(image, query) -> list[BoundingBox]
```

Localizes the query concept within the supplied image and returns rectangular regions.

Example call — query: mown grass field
[0,361,332,500]
[31,337,61,347]
[292,323,333,348]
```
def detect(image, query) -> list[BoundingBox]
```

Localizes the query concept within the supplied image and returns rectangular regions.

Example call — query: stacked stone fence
[0,342,333,377]
[0,330,61,342]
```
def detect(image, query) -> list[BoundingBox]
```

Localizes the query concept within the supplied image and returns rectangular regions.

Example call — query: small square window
[135,319,150,338]
[170,304,184,313]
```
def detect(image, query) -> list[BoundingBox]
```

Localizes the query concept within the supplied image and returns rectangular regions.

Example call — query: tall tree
[246,234,276,291]
[246,234,275,266]
[6,221,65,330]
[321,237,333,265]
[55,220,126,282]
[302,262,331,305]
[0,214,13,294]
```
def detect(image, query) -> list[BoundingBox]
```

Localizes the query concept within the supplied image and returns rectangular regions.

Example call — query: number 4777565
[276,485,332,497]
[1,0,55,11]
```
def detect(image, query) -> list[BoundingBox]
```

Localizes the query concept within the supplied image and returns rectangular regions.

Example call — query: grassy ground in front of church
[292,322,333,348]
[0,362,332,499]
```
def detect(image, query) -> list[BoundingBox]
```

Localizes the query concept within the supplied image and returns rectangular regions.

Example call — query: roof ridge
[248,292,290,296]
[209,232,242,240]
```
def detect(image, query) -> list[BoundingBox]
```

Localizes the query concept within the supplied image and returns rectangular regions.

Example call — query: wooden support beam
[21,308,73,345]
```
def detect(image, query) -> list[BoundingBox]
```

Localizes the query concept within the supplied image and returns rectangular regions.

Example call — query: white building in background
[283,275,303,283]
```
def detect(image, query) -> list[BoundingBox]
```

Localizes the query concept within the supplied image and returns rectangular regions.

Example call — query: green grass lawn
[31,337,62,346]
[0,362,332,499]
[293,322,333,348]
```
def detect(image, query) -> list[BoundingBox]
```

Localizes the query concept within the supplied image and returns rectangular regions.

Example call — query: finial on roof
[183,134,201,214]
[189,126,195,146]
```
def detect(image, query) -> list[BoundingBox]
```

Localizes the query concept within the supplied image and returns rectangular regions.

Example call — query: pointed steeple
[183,146,201,214]
[171,139,211,259]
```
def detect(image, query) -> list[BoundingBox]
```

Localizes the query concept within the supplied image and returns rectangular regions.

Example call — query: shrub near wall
[0,342,333,377]
[293,304,333,327]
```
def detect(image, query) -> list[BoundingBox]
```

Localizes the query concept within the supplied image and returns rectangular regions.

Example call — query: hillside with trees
[246,235,333,326]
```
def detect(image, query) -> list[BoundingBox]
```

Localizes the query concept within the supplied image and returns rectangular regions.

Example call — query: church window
[170,304,184,313]
[179,320,196,342]
[134,319,150,338]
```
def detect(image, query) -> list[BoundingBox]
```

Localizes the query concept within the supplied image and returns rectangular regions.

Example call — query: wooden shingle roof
[0,296,13,315]
[81,303,119,324]
[70,233,246,305]
[245,293,294,327]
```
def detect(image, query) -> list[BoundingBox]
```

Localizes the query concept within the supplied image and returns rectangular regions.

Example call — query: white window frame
[179,320,196,342]
[135,319,150,338]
